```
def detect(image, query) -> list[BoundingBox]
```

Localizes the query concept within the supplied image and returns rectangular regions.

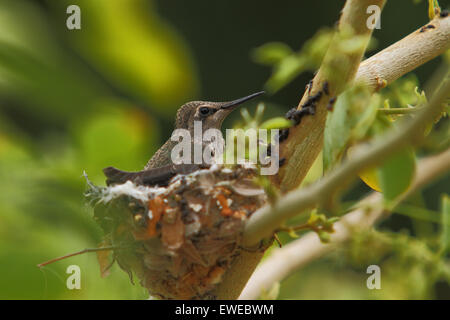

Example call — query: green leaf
[377,147,416,202]
[323,85,379,171]
[317,230,331,243]
[265,55,308,93]
[380,75,421,108]
[252,42,293,65]
[255,28,334,93]
[260,117,293,130]
[288,229,299,239]
[351,94,380,141]
[414,87,428,105]
[428,0,441,19]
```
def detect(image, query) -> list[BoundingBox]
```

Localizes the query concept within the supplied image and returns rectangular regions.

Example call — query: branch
[239,148,450,299]
[276,14,450,192]
[213,3,450,300]
[356,15,450,89]
[243,76,450,246]
[212,0,384,299]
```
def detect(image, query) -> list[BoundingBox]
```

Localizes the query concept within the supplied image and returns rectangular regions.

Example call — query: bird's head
[174,91,264,132]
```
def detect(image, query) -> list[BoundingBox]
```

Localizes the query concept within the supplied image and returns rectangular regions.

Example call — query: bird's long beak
[220,91,265,109]
[211,91,265,126]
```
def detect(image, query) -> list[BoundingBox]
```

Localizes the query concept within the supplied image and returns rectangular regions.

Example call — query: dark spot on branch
[279,157,286,167]
[306,90,323,105]
[420,24,435,32]
[285,107,297,120]
[301,90,322,114]
[323,81,329,95]
[291,107,315,126]
[327,96,337,111]
[278,129,290,142]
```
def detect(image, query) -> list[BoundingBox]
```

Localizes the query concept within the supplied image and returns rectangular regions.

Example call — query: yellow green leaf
[377,147,416,202]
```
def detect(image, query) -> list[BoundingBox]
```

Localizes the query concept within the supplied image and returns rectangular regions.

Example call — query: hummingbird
[103,91,264,186]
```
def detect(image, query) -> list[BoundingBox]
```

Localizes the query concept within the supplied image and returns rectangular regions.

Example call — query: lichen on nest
[85,164,267,299]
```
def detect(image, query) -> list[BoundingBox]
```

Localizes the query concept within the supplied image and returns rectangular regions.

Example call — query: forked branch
[243,76,450,246]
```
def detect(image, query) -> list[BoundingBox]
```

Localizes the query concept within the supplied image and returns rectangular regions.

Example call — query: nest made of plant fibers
[86,164,267,299]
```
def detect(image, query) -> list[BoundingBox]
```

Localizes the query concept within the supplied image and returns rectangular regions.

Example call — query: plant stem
[377,107,421,114]
[37,246,119,268]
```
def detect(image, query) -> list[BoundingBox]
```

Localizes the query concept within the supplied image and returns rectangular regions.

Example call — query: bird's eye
[199,107,211,116]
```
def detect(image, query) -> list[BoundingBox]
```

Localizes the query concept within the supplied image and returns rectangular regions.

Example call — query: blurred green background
[0,0,448,299]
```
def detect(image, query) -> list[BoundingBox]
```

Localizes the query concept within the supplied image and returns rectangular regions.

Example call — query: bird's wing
[103,164,203,187]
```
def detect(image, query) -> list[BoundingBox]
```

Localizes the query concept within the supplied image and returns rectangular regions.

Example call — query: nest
[86,164,267,299]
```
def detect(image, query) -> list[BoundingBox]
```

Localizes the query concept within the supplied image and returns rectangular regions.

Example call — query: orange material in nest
[132,197,164,240]
[216,193,233,216]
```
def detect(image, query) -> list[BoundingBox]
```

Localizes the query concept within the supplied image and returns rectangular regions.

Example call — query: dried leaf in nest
[86,164,267,299]
[161,211,185,250]
[96,242,113,278]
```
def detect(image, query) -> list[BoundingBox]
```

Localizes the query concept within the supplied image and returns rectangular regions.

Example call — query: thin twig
[273,234,283,248]
[377,107,421,114]
[37,246,119,268]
